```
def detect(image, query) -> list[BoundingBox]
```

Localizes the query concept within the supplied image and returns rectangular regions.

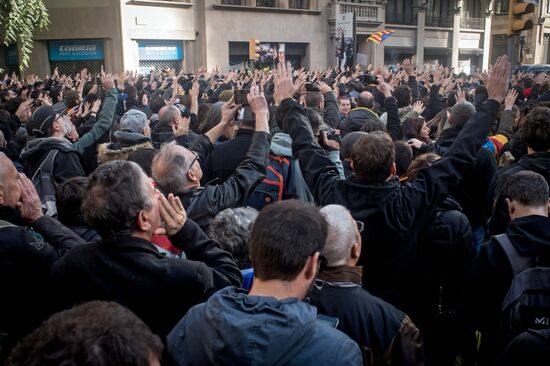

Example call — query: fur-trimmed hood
[97,140,154,164]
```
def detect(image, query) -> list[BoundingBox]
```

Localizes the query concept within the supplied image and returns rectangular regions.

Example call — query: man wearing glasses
[152,86,270,230]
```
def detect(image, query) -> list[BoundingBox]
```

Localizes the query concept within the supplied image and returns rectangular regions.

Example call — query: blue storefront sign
[138,40,183,61]
[6,44,18,65]
[49,39,104,61]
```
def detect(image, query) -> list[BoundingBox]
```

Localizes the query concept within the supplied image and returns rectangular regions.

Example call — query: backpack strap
[31,149,59,181]
[495,234,534,276]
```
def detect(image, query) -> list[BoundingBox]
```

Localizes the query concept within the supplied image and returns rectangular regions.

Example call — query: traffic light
[249,39,260,61]
[507,0,535,35]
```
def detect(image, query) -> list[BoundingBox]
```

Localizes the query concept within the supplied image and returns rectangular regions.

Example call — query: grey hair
[159,105,180,125]
[450,101,475,130]
[83,160,152,240]
[207,207,259,269]
[320,204,357,267]
[152,142,189,194]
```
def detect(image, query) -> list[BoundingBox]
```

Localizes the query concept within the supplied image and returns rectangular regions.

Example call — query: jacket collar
[317,265,363,284]
[101,235,162,256]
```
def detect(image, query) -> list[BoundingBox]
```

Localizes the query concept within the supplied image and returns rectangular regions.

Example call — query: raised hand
[504,88,518,110]
[412,100,425,114]
[486,56,511,104]
[274,61,296,105]
[16,173,43,222]
[157,193,186,236]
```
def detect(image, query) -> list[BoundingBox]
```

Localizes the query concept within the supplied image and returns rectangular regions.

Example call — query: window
[425,0,453,27]
[385,0,417,25]
[289,0,309,9]
[256,0,275,6]
[221,0,242,4]
[461,0,484,29]
[491,34,508,64]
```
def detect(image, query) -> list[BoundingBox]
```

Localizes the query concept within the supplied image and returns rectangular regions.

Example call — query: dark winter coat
[51,218,242,340]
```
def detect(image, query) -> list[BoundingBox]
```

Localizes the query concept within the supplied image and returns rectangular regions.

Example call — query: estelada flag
[368,30,395,44]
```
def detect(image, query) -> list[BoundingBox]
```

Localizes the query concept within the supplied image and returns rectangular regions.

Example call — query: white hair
[320,204,357,267]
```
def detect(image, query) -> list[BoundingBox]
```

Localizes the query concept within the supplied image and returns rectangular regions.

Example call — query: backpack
[244,154,291,210]
[31,149,59,217]
[497,234,550,345]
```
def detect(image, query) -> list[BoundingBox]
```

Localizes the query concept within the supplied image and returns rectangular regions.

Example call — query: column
[451,7,461,69]
[482,7,493,70]
[416,10,426,67]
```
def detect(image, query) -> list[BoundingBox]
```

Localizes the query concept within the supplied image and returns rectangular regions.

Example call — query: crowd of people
[0,54,549,366]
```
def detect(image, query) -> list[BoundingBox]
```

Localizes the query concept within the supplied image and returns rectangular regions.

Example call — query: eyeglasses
[355,220,364,233]
[188,151,199,173]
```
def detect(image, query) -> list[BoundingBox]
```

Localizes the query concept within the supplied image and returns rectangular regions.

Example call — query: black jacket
[203,128,254,184]
[177,132,269,230]
[282,97,499,312]
[51,218,242,340]
[489,152,550,236]
[0,207,84,356]
[323,91,341,129]
[436,128,497,229]
[308,266,422,366]
[462,215,550,365]
[340,107,380,136]
[20,137,87,182]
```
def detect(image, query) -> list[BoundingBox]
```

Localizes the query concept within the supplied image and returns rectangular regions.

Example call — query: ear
[506,198,515,217]
[136,210,152,233]
[52,119,62,132]
[389,162,397,177]
[351,242,361,260]
[186,169,198,183]
[304,252,320,281]
[0,188,4,206]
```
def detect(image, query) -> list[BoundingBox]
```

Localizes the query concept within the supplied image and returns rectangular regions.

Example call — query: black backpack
[497,234,550,345]
[244,154,291,210]
[31,149,59,217]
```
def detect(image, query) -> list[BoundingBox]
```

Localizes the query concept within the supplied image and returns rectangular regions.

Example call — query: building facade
[490,0,550,66]
[0,0,495,75]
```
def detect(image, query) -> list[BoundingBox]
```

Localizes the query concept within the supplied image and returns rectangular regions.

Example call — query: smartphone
[234,89,250,106]
[95,76,101,85]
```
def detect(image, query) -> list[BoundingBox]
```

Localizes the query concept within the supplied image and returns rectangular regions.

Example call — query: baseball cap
[120,109,148,134]
[27,106,59,137]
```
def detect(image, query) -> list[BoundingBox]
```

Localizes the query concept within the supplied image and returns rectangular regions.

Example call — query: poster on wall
[335,12,356,70]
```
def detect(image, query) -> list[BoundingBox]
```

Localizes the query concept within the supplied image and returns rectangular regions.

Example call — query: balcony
[215,0,321,13]
[329,1,384,24]
[461,16,485,30]
[426,14,454,28]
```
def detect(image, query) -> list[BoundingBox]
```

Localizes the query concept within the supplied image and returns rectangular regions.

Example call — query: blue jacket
[167,286,362,366]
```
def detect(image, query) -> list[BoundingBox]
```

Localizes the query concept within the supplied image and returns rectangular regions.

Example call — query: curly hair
[207,207,259,269]
[6,301,163,366]
[520,106,550,152]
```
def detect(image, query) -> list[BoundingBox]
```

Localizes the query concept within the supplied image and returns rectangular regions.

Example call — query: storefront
[137,40,184,74]
[49,39,105,75]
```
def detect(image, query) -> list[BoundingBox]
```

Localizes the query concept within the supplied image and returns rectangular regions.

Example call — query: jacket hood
[20,137,72,160]
[508,215,550,257]
[97,140,153,164]
[191,286,319,365]
[518,152,550,182]
[270,132,293,157]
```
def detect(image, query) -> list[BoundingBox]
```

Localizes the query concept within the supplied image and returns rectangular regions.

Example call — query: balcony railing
[425,14,454,28]
[461,16,485,29]
[218,0,317,10]
[330,1,384,23]
[385,11,417,26]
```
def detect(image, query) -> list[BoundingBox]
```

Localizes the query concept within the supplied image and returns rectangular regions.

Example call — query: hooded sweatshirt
[20,137,86,182]
[167,286,362,366]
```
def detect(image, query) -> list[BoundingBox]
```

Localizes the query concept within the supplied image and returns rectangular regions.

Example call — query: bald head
[152,143,200,194]
[159,105,180,126]
[320,204,361,267]
[356,91,374,109]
